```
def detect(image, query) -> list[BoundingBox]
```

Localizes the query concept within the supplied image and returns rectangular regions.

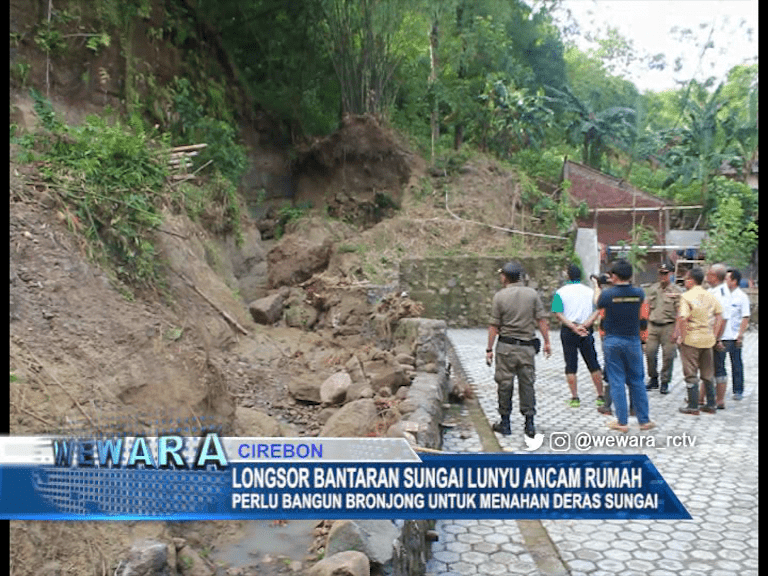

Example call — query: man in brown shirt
[486,262,551,437]
[645,262,683,394]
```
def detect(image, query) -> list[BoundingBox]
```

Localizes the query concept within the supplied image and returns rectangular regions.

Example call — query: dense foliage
[13,89,244,295]
[11,0,758,272]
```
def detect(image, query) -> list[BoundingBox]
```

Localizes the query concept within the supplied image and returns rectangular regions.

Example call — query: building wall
[577,211,665,248]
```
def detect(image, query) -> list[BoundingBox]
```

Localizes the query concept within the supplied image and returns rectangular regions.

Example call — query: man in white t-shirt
[551,264,604,408]
[705,263,730,408]
[722,268,751,401]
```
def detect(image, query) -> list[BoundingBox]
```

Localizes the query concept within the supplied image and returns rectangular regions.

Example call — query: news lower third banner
[0,436,690,520]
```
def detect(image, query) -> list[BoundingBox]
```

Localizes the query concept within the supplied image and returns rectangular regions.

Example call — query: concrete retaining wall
[390,318,449,576]
[399,256,567,327]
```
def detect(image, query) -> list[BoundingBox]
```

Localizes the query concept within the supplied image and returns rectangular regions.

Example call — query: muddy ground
[9,105,566,575]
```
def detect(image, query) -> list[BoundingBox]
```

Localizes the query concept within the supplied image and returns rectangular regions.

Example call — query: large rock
[345,355,367,384]
[320,399,379,437]
[115,539,172,576]
[320,372,352,406]
[363,353,410,395]
[326,520,399,565]
[234,406,284,437]
[288,376,322,404]
[306,551,369,576]
[267,228,333,288]
[283,288,319,330]
[248,292,285,324]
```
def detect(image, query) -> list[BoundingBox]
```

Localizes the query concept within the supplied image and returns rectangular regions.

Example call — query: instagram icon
[549,432,570,451]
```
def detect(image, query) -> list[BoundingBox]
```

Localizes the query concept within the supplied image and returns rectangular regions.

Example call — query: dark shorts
[560,326,601,374]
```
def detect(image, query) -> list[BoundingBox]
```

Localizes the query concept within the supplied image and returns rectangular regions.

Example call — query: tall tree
[721,64,759,184]
[660,82,735,211]
[320,0,407,118]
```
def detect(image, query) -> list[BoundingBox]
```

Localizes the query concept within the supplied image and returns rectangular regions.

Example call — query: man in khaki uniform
[486,262,551,437]
[645,262,683,395]
[676,267,724,415]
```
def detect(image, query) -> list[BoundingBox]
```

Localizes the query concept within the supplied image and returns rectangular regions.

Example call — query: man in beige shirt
[676,267,724,415]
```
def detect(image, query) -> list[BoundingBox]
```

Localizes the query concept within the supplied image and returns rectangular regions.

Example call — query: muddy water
[211,520,317,568]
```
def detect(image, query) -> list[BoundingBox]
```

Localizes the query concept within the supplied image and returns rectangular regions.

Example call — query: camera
[590,273,611,286]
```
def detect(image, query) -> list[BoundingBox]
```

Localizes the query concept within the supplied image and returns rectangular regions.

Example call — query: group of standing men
[486,258,750,437]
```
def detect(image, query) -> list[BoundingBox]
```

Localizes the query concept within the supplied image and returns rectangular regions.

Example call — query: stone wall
[399,256,566,327]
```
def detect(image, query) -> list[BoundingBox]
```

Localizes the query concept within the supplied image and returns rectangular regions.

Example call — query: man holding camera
[596,259,655,432]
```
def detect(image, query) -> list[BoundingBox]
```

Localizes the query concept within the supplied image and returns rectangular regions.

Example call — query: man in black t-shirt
[596,259,655,433]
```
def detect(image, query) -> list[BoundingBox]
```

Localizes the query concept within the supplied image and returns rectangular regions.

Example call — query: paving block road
[426,328,758,576]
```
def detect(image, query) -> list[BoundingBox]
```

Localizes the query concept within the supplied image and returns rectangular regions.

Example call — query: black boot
[646,377,659,390]
[492,415,511,435]
[659,382,669,394]
[524,415,536,438]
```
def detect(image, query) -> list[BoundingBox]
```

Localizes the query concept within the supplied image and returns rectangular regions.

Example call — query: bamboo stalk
[176,272,249,336]
[169,143,208,153]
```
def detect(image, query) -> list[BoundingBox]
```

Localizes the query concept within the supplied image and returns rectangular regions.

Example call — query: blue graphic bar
[0,453,690,520]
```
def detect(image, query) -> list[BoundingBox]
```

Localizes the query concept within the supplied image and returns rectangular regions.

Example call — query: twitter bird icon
[523,433,545,451]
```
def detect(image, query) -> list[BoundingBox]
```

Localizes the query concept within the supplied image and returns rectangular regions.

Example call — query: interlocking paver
[424,328,758,576]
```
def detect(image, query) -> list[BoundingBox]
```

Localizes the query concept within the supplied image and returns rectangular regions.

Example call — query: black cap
[658,262,673,273]
[498,262,523,281]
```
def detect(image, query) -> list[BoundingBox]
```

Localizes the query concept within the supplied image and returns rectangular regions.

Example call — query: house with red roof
[561,159,705,281]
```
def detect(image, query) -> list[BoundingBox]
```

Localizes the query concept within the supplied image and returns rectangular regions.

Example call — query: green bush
[275,203,312,239]
[509,148,565,182]
[168,77,248,187]
[19,93,169,290]
[701,196,758,269]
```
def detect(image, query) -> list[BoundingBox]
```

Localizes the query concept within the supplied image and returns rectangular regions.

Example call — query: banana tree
[546,85,636,170]
[726,87,759,184]
[659,83,734,211]
[475,76,554,156]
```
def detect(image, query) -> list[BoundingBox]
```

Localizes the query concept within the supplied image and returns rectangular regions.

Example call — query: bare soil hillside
[10,1,568,567]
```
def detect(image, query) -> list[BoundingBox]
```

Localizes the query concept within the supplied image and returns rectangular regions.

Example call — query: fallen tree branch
[177,273,249,336]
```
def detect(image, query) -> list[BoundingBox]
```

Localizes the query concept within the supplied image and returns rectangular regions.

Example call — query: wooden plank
[169,143,208,153]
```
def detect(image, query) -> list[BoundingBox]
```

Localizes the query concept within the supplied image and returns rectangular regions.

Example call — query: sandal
[607,420,629,433]
[639,421,656,431]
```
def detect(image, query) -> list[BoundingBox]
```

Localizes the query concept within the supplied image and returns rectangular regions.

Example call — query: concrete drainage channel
[217,320,568,576]
[436,339,570,576]
[305,320,569,576]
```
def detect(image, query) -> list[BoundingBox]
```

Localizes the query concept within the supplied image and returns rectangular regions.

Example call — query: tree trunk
[454,124,464,149]
[429,19,439,161]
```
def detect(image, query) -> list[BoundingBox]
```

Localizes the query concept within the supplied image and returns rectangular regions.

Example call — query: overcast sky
[550,0,759,92]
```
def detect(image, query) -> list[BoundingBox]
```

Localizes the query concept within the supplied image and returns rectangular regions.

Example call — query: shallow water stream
[211,519,317,568]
